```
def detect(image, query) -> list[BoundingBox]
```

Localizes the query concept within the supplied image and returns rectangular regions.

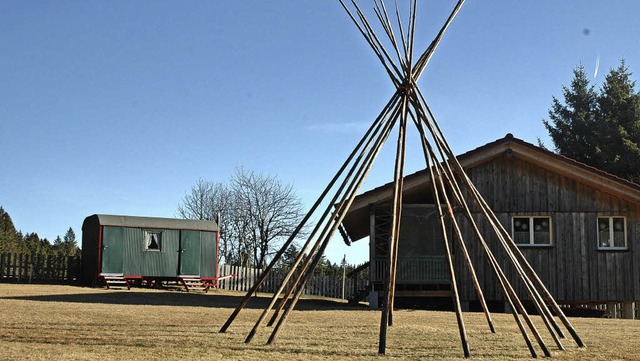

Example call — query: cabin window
[145,231,162,251]
[597,217,627,250]
[512,217,552,246]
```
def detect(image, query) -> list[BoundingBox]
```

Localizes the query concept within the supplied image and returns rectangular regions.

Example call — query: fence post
[7,253,13,280]
[47,255,53,281]
[29,259,33,284]
[18,253,23,283]
[233,265,239,291]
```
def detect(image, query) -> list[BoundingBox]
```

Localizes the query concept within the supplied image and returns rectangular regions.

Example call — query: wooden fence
[0,253,369,301]
[0,253,81,283]
[218,264,369,300]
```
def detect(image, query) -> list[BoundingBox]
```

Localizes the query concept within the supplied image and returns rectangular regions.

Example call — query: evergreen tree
[53,235,63,250]
[596,60,640,180]
[62,227,79,257]
[0,207,23,253]
[543,65,601,167]
[543,60,640,182]
[278,243,301,271]
[23,232,42,255]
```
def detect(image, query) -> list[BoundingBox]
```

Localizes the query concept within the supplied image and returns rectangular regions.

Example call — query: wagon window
[145,231,162,251]
[597,217,627,250]
[512,217,551,246]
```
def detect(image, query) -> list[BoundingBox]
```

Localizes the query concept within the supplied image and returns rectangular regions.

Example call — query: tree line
[0,207,79,257]
[543,59,640,183]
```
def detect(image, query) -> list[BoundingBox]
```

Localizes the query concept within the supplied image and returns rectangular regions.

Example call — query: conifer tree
[544,60,640,183]
[62,227,79,257]
[0,207,22,253]
[543,65,600,167]
[596,60,640,180]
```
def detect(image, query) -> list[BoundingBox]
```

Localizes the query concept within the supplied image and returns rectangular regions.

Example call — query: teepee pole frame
[224,1,585,357]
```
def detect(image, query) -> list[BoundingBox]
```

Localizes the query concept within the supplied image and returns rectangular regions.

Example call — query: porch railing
[372,256,450,284]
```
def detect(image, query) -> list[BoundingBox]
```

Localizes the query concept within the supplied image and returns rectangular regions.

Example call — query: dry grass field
[0,284,639,361]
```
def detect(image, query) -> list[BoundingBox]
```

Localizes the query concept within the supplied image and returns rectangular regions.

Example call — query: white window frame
[144,231,162,252]
[597,216,627,250]
[511,216,552,247]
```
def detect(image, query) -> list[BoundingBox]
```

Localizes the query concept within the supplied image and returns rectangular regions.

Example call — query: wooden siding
[456,154,639,303]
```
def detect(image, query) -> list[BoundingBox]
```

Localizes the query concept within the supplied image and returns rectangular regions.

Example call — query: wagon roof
[341,133,640,241]
[84,214,218,231]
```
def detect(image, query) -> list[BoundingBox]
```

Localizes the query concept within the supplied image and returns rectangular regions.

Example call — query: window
[597,217,627,250]
[512,217,552,246]
[145,231,162,251]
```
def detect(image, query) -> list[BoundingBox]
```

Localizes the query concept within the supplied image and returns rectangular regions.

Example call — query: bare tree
[177,178,233,264]
[177,178,221,220]
[177,169,306,267]
[231,168,306,268]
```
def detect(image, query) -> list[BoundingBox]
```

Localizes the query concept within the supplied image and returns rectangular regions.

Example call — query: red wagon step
[100,273,131,290]
[180,276,212,293]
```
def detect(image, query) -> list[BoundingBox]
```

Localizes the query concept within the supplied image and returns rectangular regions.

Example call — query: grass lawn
[0,284,638,360]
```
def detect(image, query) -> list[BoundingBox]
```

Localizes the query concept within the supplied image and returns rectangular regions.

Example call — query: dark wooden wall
[455,154,639,303]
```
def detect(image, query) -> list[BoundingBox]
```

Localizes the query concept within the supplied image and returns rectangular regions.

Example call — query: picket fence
[0,253,81,283]
[217,264,369,300]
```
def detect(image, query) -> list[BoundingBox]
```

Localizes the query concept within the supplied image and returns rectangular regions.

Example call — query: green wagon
[81,214,219,288]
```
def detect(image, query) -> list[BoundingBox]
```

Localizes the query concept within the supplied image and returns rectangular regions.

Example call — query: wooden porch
[371,256,450,284]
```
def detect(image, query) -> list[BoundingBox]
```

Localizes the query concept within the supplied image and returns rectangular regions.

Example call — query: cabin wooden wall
[455,154,640,303]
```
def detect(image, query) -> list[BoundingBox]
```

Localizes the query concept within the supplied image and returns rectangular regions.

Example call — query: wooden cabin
[81,214,219,288]
[341,134,640,318]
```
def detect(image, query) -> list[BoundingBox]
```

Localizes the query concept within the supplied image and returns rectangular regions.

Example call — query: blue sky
[1,1,639,265]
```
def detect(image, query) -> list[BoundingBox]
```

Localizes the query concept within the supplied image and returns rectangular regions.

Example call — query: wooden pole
[414,101,560,347]
[452,174,553,357]
[245,95,402,340]
[408,100,497,333]
[258,97,402,335]
[451,159,573,343]
[342,254,346,300]
[267,114,397,345]
[386,97,408,327]
[419,75,582,345]
[414,83,579,349]
[423,143,470,358]
[268,232,333,345]
[413,0,466,79]
[372,0,406,69]
[219,92,401,334]
[338,0,402,86]
[409,90,554,356]
[266,104,401,345]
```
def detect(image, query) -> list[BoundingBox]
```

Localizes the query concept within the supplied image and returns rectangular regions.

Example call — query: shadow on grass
[0,289,367,311]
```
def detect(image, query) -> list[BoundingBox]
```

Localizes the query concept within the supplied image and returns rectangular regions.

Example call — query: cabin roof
[341,133,640,241]
[83,214,218,232]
